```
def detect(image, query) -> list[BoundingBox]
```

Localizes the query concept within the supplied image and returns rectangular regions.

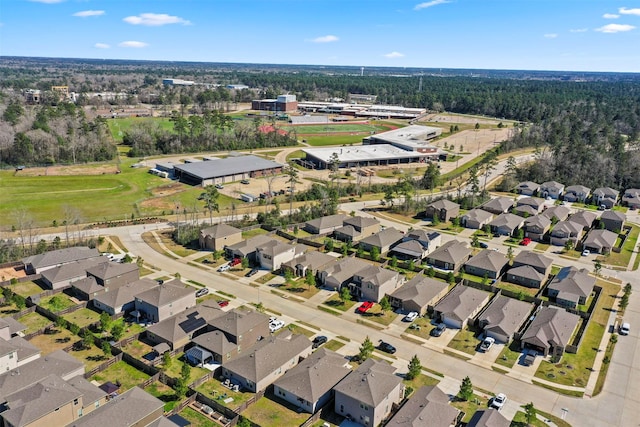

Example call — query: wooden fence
[83,353,124,378]
[299,398,334,427]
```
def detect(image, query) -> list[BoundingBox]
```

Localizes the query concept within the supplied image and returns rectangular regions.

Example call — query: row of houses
[516,181,640,209]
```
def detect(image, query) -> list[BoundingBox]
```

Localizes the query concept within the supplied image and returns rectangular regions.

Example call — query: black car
[431,323,447,337]
[479,242,489,249]
[312,335,328,349]
[378,341,396,354]
[246,268,259,277]
[195,288,209,298]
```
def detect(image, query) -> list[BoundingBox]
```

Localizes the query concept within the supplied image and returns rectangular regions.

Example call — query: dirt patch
[422,113,503,125]
[150,183,186,198]
[0,266,26,281]
[16,164,119,177]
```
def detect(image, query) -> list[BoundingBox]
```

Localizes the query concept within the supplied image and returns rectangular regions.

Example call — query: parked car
[215,183,224,189]
[523,349,537,366]
[491,393,507,410]
[312,335,328,349]
[582,249,590,256]
[269,319,285,333]
[480,336,495,352]
[230,258,242,267]
[241,179,250,184]
[431,323,447,337]
[620,322,630,335]
[246,268,259,277]
[195,288,209,298]
[519,237,532,246]
[378,341,396,354]
[598,204,607,211]
[217,264,231,272]
[479,242,489,249]
[217,300,229,308]
[403,311,419,322]
[357,301,374,314]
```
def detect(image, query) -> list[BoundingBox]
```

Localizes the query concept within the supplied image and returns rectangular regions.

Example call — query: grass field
[107,117,174,142]
[282,123,383,134]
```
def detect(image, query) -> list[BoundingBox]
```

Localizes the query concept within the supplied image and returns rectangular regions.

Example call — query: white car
[491,393,507,410]
[217,264,230,272]
[620,322,630,335]
[480,336,495,352]
[582,249,590,256]
[269,319,285,333]
[404,312,419,322]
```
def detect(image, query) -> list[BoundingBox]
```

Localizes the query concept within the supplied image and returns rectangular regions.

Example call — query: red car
[229,258,242,267]
[357,301,374,314]
[217,300,229,308]
[519,238,532,246]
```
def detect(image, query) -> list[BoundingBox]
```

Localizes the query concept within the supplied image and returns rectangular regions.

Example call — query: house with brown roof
[563,185,591,203]
[273,348,351,413]
[523,215,551,241]
[86,261,139,288]
[281,251,336,278]
[221,330,312,392]
[515,196,545,215]
[461,209,494,230]
[304,214,349,234]
[488,213,525,236]
[541,205,571,222]
[388,275,449,316]
[93,278,157,315]
[546,266,596,308]
[425,199,460,222]
[567,210,597,230]
[134,278,195,323]
[550,220,584,246]
[433,285,491,329]
[199,224,243,251]
[467,408,510,427]
[358,227,405,255]
[386,385,460,427]
[481,197,514,215]
[583,229,618,254]
[476,295,533,343]
[350,265,402,303]
[40,257,109,290]
[425,240,472,272]
[334,358,404,427]
[23,247,100,274]
[225,234,277,262]
[599,210,625,233]
[520,306,580,360]
[318,257,371,291]
[464,249,509,280]
[391,230,441,261]
[515,181,539,196]
[592,187,619,209]
[334,216,381,242]
[540,181,565,199]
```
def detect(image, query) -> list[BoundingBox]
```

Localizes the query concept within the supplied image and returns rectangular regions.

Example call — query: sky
[1,0,640,73]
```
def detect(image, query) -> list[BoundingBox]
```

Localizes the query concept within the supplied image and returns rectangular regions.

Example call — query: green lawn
[495,342,522,369]
[359,305,398,326]
[68,344,112,373]
[241,393,311,427]
[179,407,215,427]
[145,381,180,412]
[302,135,364,146]
[597,224,639,268]
[496,281,540,297]
[107,117,175,142]
[9,281,44,297]
[324,339,346,352]
[62,307,101,328]
[39,294,77,312]
[283,124,383,134]
[276,279,320,299]
[447,327,480,355]
[0,300,20,315]
[403,373,440,393]
[404,316,436,340]
[195,378,254,409]
[90,360,150,391]
[281,324,316,338]
[322,294,357,312]
[162,353,209,384]
[451,396,491,423]
[511,411,548,427]
[17,312,53,334]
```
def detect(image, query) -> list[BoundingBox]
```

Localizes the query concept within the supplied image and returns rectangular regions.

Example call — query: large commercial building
[297,101,426,119]
[252,94,298,112]
[169,155,283,186]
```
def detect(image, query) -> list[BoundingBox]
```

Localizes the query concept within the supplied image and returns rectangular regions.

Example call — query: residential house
[592,187,619,209]
[0,339,19,373]
[273,348,351,414]
[515,181,540,196]
[71,277,105,301]
[0,317,26,341]
[567,210,597,230]
[488,213,525,236]
[563,185,591,203]
[600,210,625,233]
[539,181,565,199]
[515,196,546,214]
[221,330,312,393]
[205,308,271,352]
[256,241,305,271]
[391,230,441,261]
[134,278,195,323]
[461,209,494,230]
[583,229,618,254]
[520,306,580,359]
[145,303,225,351]
[425,199,460,222]
[334,216,381,242]
[350,265,402,302]
[622,188,640,209]
[0,332,39,370]
[546,266,596,309]
[23,247,100,274]
[199,224,243,251]
[387,274,449,316]
[40,257,108,290]
[425,240,472,272]
[334,358,404,427]
[505,266,546,289]
[92,278,157,315]
[464,249,508,280]
[86,261,139,288]
[304,214,349,234]
[318,258,369,290]
[511,251,553,276]
[523,215,551,242]
[358,227,404,255]
[481,197,514,215]
[433,285,491,329]
[225,235,277,263]
[541,205,571,222]
[549,220,583,246]
[386,386,460,427]
[476,296,533,343]
[281,251,336,278]
[467,408,510,427]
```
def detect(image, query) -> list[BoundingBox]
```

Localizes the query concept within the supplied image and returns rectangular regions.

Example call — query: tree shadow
[325,300,345,308]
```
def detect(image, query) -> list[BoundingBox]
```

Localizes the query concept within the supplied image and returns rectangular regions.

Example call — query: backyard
[39,294,77,312]
[9,281,44,298]
[90,360,151,392]
[162,353,209,384]
[28,327,77,354]
[145,381,181,412]
[241,392,311,427]
[195,378,254,410]
[17,311,52,334]
[62,307,101,328]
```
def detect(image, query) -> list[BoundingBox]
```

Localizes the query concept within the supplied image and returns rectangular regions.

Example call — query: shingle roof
[67,375,107,408]
[584,229,618,250]
[390,275,449,308]
[226,235,278,255]
[427,199,460,210]
[93,278,157,310]
[40,257,108,285]
[200,224,242,239]
[517,196,545,208]
[392,239,428,255]
[135,278,193,307]
[481,197,514,213]
[405,230,440,243]
[552,220,583,235]
[467,408,510,427]
[191,330,237,355]
[23,247,99,271]
[464,249,508,274]
[477,296,532,338]
[359,227,404,249]
[257,241,297,258]
[282,251,335,272]
[513,205,539,217]
[541,205,571,221]
[356,265,399,288]
[9,336,41,362]
[593,187,619,199]
[565,185,590,195]
[521,306,580,349]
[386,386,459,427]
[488,213,524,230]
[207,308,270,338]
[567,210,597,228]
[516,181,539,192]
[507,265,545,282]
[146,303,225,344]
[71,276,102,295]
[548,267,596,300]
[600,210,625,222]
[463,209,494,223]
[434,285,490,322]
[524,215,551,230]
[305,214,349,231]
[86,261,139,281]
[322,257,371,285]
[334,225,359,238]
[273,348,350,404]
[427,240,471,265]
[343,216,380,229]
[0,317,26,335]
[512,251,552,273]
[541,181,564,192]
[333,358,402,407]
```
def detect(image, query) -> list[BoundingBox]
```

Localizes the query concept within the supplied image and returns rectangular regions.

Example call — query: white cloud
[384,51,404,58]
[595,23,636,33]
[603,13,620,19]
[309,35,339,43]
[619,7,640,16]
[570,28,588,33]
[94,43,110,49]
[414,0,450,10]
[118,41,148,48]
[123,13,191,26]
[73,10,105,18]
[28,0,65,3]
[544,33,558,38]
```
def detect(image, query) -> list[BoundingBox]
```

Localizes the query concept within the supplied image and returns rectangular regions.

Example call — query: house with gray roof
[600,210,625,233]
[425,240,472,271]
[40,257,108,290]
[304,214,349,235]
[93,278,157,315]
[512,203,538,218]
[318,257,371,291]
[550,220,584,246]
[583,229,618,254]
[433,285,491,329]
[541,205,571,222]
[540,181,565,199]
[334,216,381,242]
[623,188,640,209]
[547,266,596,309]
[464,249,509,280]
[358,227,405,255]
[386,385,459,427]
[505,265,547,289]
[334,358,404,427]
[225,234,277,262]
[273,348,351,413]
[349,265,402,303]
[0,317,26,340]
[391,230,441,261]
[516,196,545,214]
[512,251,553,276]
[282,251,336,278]
[86,261,139,288]
[467,408,510,427]
[481,197,514,215]
[388,275,449,316]
[23,247,100,274]
[71,276,104,301]
[477,295,533,343]
[134,278,196,323]
[425,199,460,222]
[515,181,540,196]
[523,215,551,241]
[592,187,619,209]
[0,331,39,369]
[567,210,597,230]
[256,241,305,271]
[488,213,525,236]
[221,330,312,392]
[461,209,494,230]
[521,306,580,359]
[563,185,591,203]
[199,224,243,251]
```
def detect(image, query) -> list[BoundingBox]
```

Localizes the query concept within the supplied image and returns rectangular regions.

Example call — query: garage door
[442,316,462,329]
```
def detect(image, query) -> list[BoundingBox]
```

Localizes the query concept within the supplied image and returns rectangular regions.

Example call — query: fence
[0,273,41,287]
[83,353,124,378]
[164,392,197,417]
[565,285,602,354]
[299,398,335,427]
[10,305,36,320]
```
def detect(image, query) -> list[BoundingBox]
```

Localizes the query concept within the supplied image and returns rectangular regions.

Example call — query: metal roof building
[172,155,283,186]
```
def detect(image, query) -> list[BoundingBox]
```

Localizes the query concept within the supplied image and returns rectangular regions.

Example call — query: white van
[620,322,630,335]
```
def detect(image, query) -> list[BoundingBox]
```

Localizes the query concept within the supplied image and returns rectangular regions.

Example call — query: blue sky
[1,0,640,72]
